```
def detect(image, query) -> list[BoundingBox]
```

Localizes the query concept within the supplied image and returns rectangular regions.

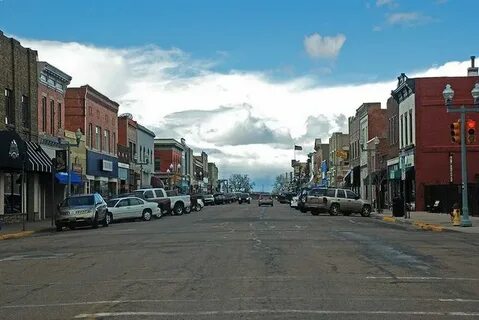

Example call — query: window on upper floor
[95,126,101,150]
[409,109,413,145]
[21,95,30,129]
[50,100,55,135]
[57,102,62,129]
[41,96,47,132]
[5,89,14,125]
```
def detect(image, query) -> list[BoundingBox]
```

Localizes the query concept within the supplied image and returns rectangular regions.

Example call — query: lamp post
[442,82,479,227]
[361,136,380,208]
[61,128,82,197]
[168,163,181,190]
[133,154,149,189]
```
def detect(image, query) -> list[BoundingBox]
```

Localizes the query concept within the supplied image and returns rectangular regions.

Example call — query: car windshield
[107,199,119,207]
[61,196,94,207]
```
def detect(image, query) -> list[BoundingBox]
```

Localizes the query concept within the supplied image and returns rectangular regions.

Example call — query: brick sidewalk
[374,210,479,234]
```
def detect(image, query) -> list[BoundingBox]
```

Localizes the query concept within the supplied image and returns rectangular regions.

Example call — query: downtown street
[1,202,479,319]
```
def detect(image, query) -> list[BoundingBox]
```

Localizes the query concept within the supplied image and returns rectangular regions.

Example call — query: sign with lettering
[102,160,113,172]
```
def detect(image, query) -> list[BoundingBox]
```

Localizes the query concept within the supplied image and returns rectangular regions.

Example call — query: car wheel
[142,209,152,221]
[106,212,113,224]
[102,212,109,227]
[329,204,340,216]
[361,205,372,217]
[184,206,191,214]
[173,203,184,215]
[56,224,62,232]
[92,213,99,229]
[195,205,201,212]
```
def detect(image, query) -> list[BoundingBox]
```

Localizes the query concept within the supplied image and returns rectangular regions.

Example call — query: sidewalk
[0,219,55,240]
[373,210,479,233]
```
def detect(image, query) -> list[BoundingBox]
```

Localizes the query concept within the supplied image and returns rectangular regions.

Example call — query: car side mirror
[355,196,360,200]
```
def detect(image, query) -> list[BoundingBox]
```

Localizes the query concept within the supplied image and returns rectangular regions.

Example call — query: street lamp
[133,154,149,188]
[442,82,479,227]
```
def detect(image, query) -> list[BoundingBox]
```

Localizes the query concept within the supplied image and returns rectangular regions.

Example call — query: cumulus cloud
[387,12,432,26]
[18,36,471,189]
[303,33,346,59]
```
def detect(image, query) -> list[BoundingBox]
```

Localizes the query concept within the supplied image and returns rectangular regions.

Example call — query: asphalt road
[1,201,479,319]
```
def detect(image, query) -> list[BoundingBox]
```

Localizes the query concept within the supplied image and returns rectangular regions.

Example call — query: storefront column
[0,172,4,215]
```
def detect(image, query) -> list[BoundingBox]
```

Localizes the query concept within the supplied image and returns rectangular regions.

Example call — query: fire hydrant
[450,203,461,226]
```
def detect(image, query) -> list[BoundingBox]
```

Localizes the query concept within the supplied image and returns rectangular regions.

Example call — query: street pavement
[1,202,479,319]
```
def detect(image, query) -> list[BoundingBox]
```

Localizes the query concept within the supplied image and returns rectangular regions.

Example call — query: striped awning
[26,141,52,173]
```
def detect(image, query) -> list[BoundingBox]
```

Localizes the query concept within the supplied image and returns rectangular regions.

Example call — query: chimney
[467,56,478,76]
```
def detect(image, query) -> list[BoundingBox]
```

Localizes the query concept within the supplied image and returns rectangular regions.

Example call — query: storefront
[0,131,53,222]
[387,157,401,206]
[86,150,118,198]
[400,149,416,206]
[118,162,129,194]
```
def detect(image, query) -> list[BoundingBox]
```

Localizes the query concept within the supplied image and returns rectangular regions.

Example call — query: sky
[0,0,477,191]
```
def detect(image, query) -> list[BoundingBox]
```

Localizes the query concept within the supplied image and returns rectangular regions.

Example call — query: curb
[0,231,35,241]
[372,214,447,232]
[0,227,54,241]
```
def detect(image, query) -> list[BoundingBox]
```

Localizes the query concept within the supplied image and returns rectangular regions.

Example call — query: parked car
[56,193,109,231]
[303,188,372,217]
[203,194,215,206]
[277,192,296,204]
[224,193,235,203]
[190,194,205,212]
[258,194,274,207]
[213,193,226,205]
[106,196,160,223]
[134,188,191,215]
[238,193,251,204]
[290,195,299,209]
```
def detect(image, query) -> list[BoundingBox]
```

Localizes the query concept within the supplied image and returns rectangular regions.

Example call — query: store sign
[102,160,113,172]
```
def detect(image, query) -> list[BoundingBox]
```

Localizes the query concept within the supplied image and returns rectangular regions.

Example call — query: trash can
[392,197,405,217]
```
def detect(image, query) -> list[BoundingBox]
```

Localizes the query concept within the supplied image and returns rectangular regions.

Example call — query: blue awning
[55,171,83,185]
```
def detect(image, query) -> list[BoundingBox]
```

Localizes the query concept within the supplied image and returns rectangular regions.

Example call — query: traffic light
[466,119,476,144]
[450,120,461,144]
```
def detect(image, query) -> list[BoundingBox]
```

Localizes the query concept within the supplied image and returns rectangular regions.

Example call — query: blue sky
[1,0,476,191]
[0,0,475,84]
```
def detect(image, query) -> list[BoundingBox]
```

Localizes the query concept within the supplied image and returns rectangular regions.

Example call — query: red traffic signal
[450,120,461,144]
[466,119,476,144]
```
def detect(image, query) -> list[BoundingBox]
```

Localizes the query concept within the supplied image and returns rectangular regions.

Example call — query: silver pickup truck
[134,188,191,215]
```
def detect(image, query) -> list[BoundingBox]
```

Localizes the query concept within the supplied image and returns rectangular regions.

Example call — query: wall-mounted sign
[102,160,113,172]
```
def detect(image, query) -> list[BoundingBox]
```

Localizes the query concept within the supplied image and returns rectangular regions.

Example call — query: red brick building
[117,114,138,190]
[392,73,479,213]
[65,85,119,196]
[154,139,184,189]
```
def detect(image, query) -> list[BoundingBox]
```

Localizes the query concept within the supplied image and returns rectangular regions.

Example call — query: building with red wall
[65,85,119,196]
[392,73,479,213]
[154,139,184,189]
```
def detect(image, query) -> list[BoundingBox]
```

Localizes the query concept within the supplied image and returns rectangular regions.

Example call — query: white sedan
[106,196,161,223]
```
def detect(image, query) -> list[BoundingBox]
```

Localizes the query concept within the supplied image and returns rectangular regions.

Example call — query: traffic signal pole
[448,105,479,227]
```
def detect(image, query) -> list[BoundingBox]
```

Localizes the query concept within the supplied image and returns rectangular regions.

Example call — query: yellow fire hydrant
[450,203,461,226]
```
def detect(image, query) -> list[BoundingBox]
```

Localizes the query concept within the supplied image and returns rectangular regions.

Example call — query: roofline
[69,85,120,108]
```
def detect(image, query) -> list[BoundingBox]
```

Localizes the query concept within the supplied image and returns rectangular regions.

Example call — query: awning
[26,141,52,173]
[55,171,82,185]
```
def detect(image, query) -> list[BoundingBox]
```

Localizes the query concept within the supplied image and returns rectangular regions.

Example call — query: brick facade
[65,85,119,156]
[0,31,38,141]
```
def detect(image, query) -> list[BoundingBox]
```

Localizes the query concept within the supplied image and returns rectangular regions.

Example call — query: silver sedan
[106,197,161,223]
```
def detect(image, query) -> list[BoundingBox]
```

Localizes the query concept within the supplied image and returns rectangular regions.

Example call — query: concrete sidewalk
[0,219,55,240]
[373,210,479,233]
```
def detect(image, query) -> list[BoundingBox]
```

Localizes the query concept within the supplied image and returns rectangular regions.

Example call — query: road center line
[3,297,479,309]
[367,276,479,281]
[74,310,479,318]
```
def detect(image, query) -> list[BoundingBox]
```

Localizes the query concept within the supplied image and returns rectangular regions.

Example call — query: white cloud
[376,0,397,7]
[19,37,471,189]
[387,12,432,26]
[303,33,346,59]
